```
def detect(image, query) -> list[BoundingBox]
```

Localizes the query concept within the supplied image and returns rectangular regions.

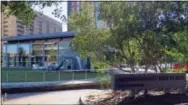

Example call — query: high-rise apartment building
[1,13,17,37]
[1,11,62,37]
[67,1,83,16]
[67,1,83,31]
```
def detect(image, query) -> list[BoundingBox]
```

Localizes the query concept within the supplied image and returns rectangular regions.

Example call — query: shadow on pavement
[119,94,188,105]
[4,92,44,100]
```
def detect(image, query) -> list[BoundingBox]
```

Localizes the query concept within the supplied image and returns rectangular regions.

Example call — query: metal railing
[2,69,110,83]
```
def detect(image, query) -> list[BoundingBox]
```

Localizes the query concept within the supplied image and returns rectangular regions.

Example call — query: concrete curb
[2,78,97,89]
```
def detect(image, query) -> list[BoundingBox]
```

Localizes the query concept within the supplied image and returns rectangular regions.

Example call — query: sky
[32,2,67,32]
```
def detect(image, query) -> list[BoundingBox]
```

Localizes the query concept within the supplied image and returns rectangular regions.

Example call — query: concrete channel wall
[1,79,101,94]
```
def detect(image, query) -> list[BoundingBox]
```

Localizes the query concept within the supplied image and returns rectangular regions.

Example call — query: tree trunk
[144,65,149,96]
[153,64,158,73]
[157,62,162,72]
[144,89,149,97]
[130,65,135,73]
[144,65,148,73]
[130,89,136,98]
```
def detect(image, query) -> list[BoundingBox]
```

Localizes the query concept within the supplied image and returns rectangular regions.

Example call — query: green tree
[18,47,26,56]
[99,1,188,73]
[99,2,188,96]
[164,30,188,64]
[69,1,188,72]
[69,2,111,68]
[99,2,143,72]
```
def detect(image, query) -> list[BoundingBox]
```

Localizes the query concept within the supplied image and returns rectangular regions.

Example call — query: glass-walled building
[2,32,88,70]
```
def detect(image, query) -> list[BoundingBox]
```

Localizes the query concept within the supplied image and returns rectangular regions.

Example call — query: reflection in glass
[32,42,43,56]
[32,41,43,65]
[2,45,6,67]
[45,43,57,62]
[58,41,72,63]
[7,44,17,67]
[18,44,30,67]
[59,41,72,55]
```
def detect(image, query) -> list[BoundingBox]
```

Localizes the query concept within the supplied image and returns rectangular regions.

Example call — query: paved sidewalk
[2,89,112,104]
[2,78,98,89]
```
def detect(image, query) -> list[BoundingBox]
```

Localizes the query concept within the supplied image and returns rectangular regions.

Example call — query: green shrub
[164,68,186,73]
[96,69,111,89]
[93,61,109,69]
[99,75,111,89]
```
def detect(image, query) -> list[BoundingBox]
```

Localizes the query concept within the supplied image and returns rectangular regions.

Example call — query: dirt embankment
[85,91,188,105]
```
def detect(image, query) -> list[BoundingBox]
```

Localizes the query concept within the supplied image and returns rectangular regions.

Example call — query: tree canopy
[69,3,111,69]
[70,1,188,71]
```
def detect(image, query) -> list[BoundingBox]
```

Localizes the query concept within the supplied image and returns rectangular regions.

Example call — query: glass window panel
[2,45,6,67]
[18,43,30,67]
[3,45,6,53]
[59,41,72,55]
[32,41,43,56]
[32,41,43,65]
[58,41,73,63]
[44,41,57,63]
[18,44,30,55]
[7,44,17,67]
[59,41,71,50]
[7,44,17,54]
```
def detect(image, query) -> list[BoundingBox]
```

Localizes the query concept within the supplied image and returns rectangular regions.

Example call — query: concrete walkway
[2,78,98,89]
[2,89,112,104]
